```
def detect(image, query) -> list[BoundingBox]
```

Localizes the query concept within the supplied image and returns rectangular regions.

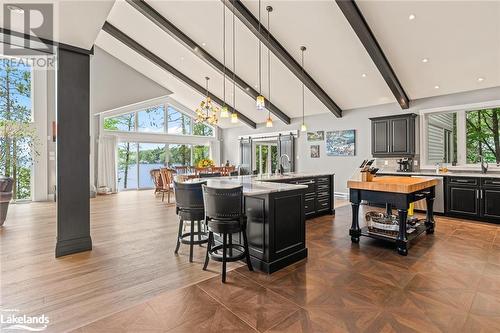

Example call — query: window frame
[420,99,500,170]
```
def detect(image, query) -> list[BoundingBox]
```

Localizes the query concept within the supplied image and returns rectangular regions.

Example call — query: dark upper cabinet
[370,114,417,157]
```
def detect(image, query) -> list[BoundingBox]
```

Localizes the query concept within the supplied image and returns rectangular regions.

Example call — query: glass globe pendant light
[256,0,265,111]
[230,0,238,123]
[265,5,273,128]
[220,2,229,118]
[300,46,307,132]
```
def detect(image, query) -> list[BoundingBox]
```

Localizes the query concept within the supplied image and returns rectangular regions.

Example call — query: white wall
[90,46,171,115]
[221,86,500,195]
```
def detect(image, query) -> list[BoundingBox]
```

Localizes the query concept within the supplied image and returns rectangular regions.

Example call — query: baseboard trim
[55,236,92,257]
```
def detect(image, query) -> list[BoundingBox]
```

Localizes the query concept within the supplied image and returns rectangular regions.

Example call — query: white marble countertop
[377,170,500,178]
[184,176,308,196]
[253,172,334,182]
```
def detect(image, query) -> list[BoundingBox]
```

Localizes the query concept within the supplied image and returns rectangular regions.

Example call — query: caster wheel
[397,248,408,256]
[351,237,360,243]
[426,228,435,234]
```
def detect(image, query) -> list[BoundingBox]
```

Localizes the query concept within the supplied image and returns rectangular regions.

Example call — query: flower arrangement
[197,158,215,168]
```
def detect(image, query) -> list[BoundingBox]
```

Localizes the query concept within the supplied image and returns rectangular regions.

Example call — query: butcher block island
[348,176,438,255]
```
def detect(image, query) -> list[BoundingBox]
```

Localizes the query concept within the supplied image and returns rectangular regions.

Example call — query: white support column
[456,110,467,165]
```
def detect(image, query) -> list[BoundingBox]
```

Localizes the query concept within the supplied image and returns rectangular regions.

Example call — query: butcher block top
[347,176,438,194]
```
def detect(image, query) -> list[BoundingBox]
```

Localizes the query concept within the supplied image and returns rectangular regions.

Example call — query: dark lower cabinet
[482,188,500,219]
[446,185,479,217]
[445,177,500,222]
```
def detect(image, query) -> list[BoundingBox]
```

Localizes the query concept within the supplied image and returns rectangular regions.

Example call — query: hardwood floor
[2,192,500,332]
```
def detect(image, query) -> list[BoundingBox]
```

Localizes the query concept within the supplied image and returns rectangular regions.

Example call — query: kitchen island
[348,176,438,256]
[189,173,334,273]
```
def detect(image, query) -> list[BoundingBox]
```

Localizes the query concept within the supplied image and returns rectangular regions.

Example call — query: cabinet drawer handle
[481,189,483,199]
[476,189,479,199]
[455,179,471,183]
[489,181,500,185]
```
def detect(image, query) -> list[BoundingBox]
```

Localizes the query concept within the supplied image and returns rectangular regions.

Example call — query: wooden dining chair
[150,169,163,195]
[159,168,175,203]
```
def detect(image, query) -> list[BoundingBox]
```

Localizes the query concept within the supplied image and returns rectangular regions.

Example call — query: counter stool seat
[174,181,208,262]
[202,185,253,283]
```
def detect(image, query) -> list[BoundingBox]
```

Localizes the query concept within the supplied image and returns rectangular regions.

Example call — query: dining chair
[159,168,175,203]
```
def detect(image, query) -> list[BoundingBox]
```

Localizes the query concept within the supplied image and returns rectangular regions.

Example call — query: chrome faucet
[479,155,489,174]
[276,154,290,175]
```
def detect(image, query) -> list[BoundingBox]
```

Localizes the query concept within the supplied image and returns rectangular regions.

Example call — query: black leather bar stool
[202,185,253,283]
[174,180,208,262]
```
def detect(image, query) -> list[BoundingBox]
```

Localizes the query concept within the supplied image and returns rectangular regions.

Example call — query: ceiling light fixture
[265,6,273,128]
[230,0,238,124]
[7,5,24,13]
[220,3,229,118]
[477,77,485,83]
[202,42,206,46]
[256,0,265,111]
[434,85,440,89]
[195,77,219,125]
[361,73,367,78]
[422,58,429,63]
[300,46,307,132]
[408,14,416,20]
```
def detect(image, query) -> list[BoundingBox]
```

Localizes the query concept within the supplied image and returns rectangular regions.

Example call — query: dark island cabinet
[370,114,417,157]
[266,175,335,219]
[445,177,500,222]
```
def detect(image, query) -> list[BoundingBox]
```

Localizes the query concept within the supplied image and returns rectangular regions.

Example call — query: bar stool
[174,180,208,262]
[202,185,253,283]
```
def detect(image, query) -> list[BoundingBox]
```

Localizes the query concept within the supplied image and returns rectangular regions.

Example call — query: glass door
[254,142,278,174]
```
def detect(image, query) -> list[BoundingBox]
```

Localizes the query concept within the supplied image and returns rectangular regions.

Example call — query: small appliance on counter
[396,157,413,172]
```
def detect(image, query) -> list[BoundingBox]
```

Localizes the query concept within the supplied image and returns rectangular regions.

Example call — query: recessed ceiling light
[361,73,367,78]
[477,77,485,82]
[7,5,24,13]
[202,42,206,46]
[422,58,429,63]
[408,14,416,20]
[434,85,440,89]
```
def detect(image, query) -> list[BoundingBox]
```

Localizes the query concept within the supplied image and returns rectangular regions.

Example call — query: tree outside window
[0,60,33,200]
[466,108,500,164]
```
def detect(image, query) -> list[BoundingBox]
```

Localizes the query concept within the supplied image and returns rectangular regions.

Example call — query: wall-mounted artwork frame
[310,145,320,158]
[307,131,324,141]
[326,130,356,156]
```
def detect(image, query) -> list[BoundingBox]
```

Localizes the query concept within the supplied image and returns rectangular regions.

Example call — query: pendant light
[256,0,265,111]
[300,46,307,132]
[195,77,219,126]
[265,6,273,128]
[230,0,238,123]
[220,2,229,118]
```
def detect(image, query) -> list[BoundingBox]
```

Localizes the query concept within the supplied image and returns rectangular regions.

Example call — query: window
[168,144,192,167]
[193,145,210,167]
[167,106,191,135]
[104,112,136,132]
[118,142,138,190]
[0,59,33,200]
[103,102,214,137]
[137,106,164,133]
[193,122,213,137]
[138,143,167,188]
[466,108,500,164]
[425,107,500,166]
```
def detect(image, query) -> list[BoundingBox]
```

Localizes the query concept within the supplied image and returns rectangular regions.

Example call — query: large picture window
[103,102,213,137]
[424,107,500,166]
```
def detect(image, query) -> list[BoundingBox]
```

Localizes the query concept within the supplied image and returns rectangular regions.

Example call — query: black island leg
[350,203,361,243]
[425,196,435,234]
[396,209,408,256]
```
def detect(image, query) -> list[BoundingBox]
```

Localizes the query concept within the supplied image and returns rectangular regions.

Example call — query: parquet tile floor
[74,202,500,333]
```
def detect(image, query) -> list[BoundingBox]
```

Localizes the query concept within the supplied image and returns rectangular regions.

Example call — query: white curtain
[97,135,118,193]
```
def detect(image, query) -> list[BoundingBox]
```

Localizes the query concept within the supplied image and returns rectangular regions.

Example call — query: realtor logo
[3,3,54,55]
[0,308,50,332]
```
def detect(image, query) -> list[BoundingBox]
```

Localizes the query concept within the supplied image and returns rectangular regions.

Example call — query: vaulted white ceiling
[0,0,115,50]
[77,0,500,128]
[357,0,500,99]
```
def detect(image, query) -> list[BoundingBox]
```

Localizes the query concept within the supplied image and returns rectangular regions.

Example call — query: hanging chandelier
[256,0,265,111]
[230,0,238,123]
[300,46,307,132]
[265,6,273,128]
[195,77,219,126]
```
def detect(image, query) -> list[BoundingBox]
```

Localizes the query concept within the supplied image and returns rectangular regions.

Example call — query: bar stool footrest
[179,232,209,245]
[208,244,246,262]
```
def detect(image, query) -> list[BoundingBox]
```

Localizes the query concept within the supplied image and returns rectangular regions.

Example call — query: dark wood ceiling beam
[335,0,410,109]
[222,0,342,118]
[126,0,290,125]
[102,22,257,129]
